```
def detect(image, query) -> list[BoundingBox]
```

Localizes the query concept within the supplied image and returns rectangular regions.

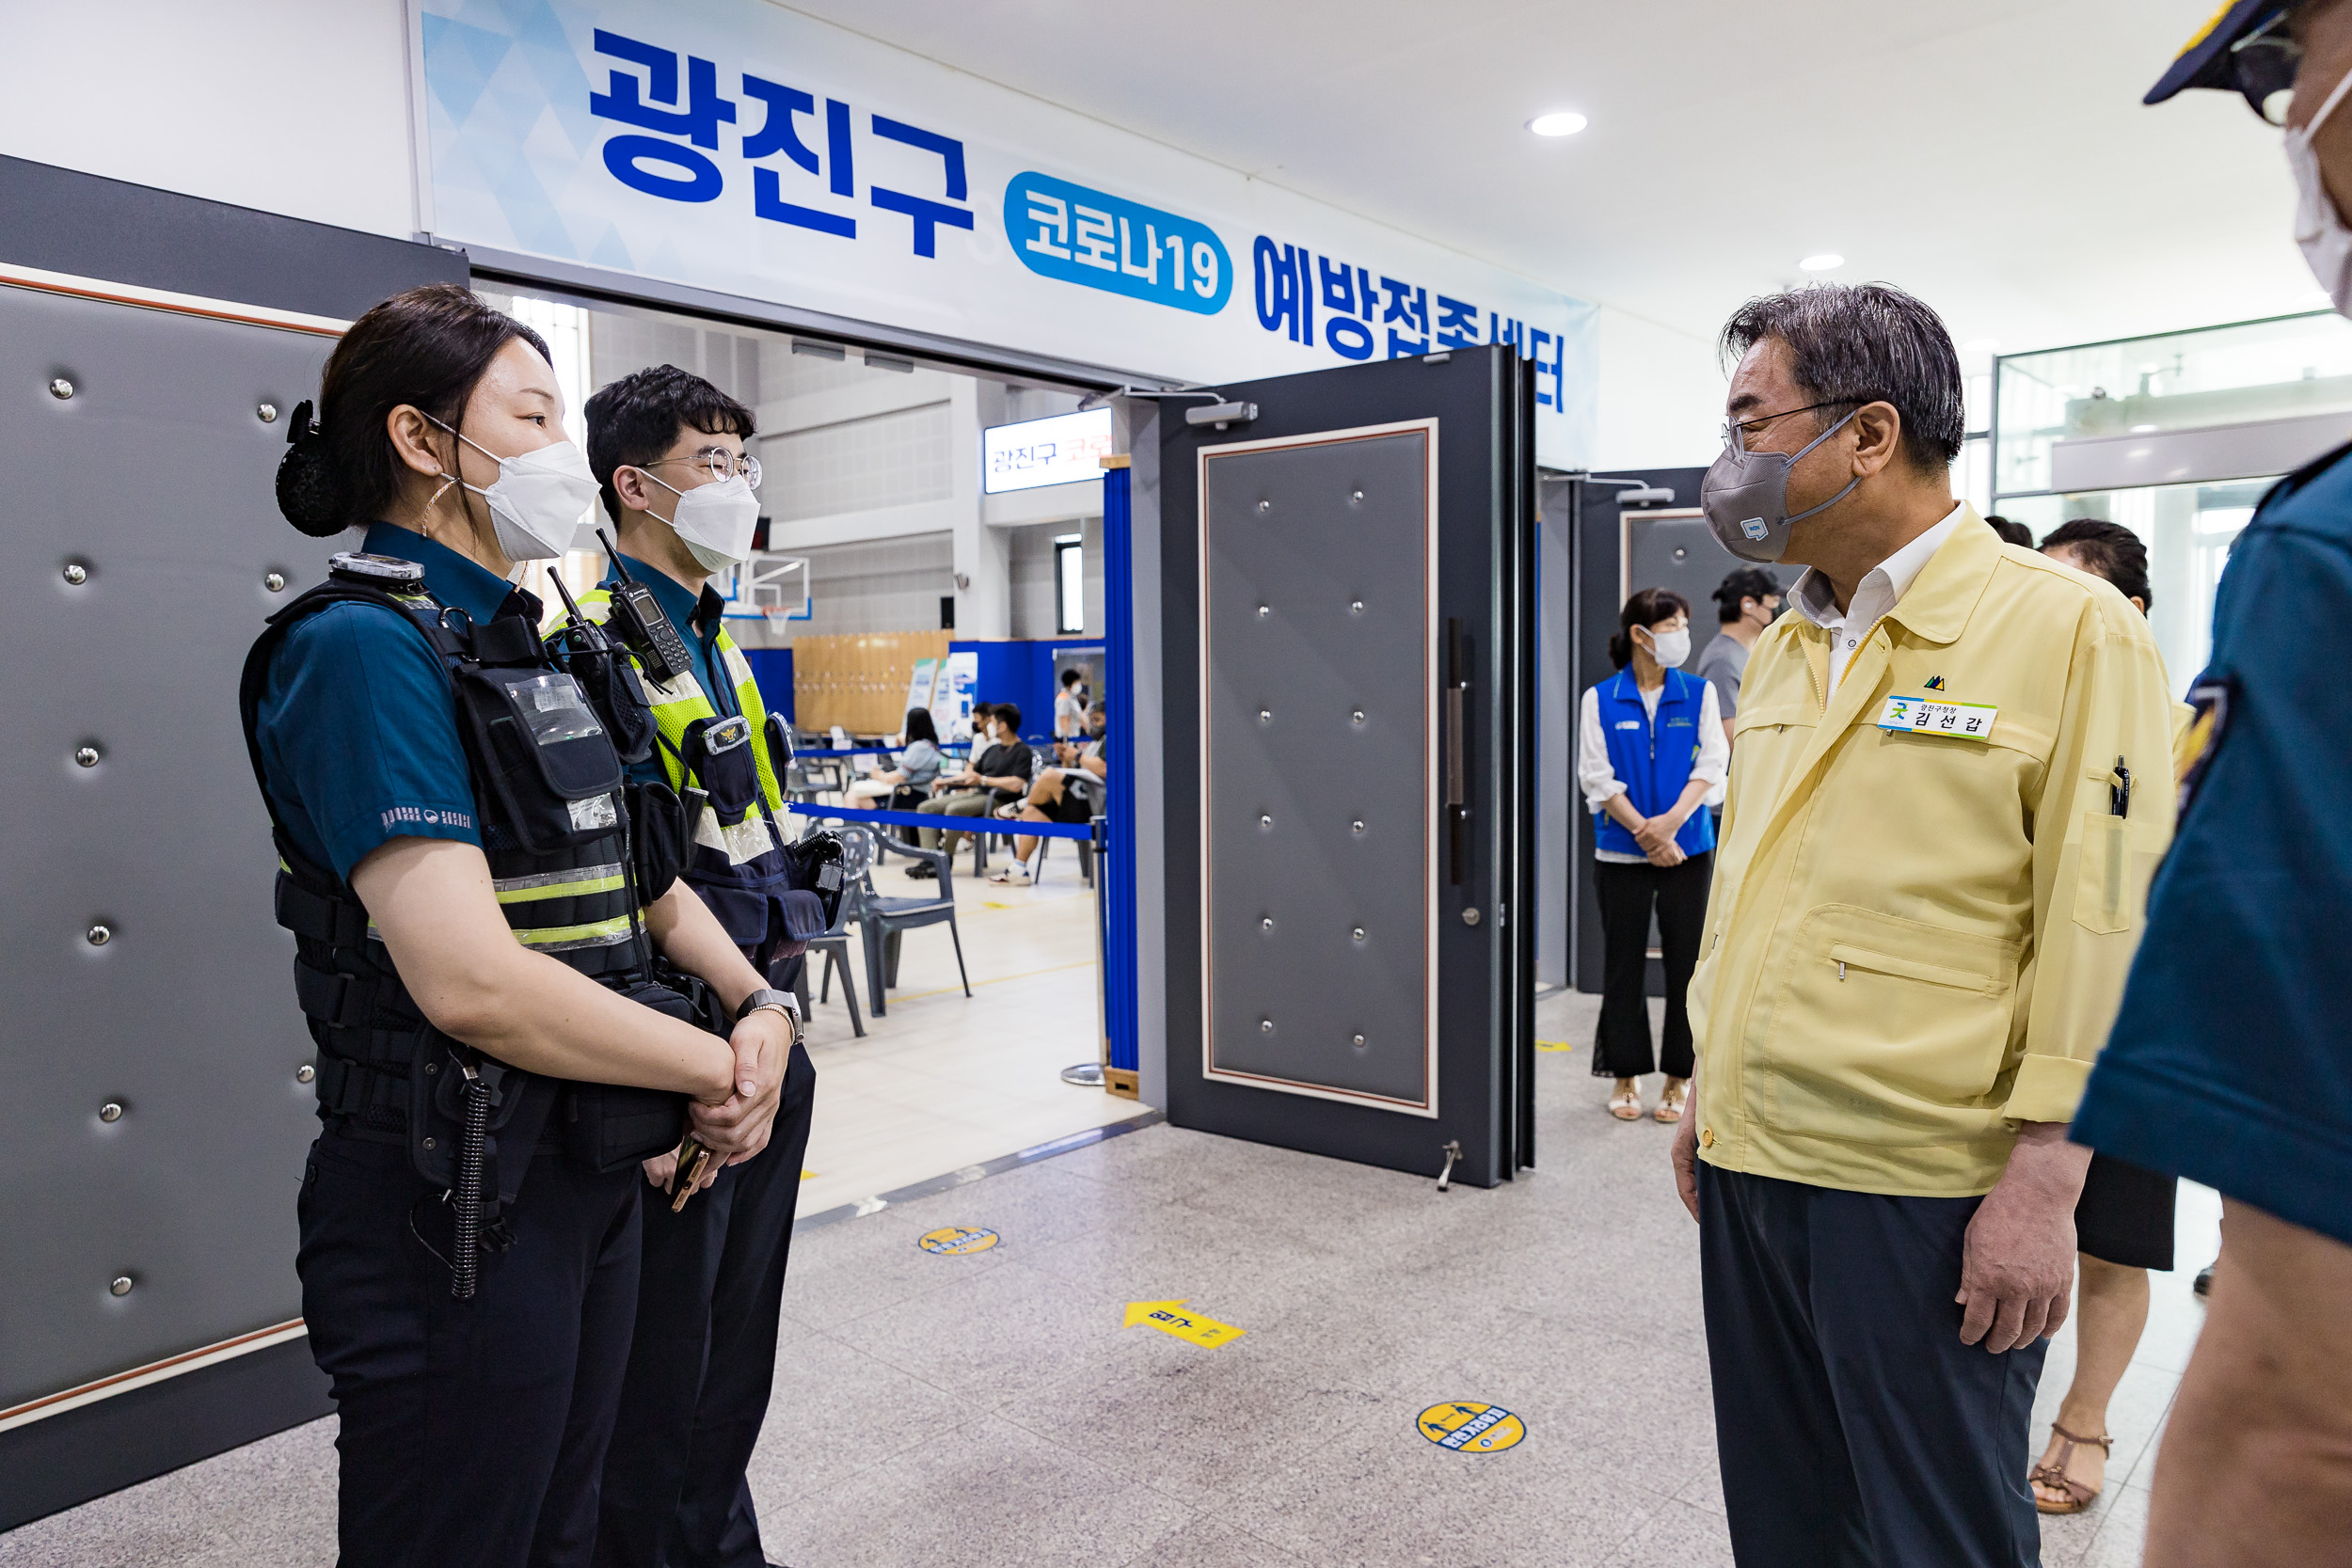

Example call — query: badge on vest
[1878,694,1996,738]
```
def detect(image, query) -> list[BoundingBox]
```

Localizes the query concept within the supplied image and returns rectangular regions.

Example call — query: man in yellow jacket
[1668,282,2177,1566]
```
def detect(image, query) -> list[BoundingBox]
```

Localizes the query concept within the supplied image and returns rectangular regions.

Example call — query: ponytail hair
[1608,587,1690,670]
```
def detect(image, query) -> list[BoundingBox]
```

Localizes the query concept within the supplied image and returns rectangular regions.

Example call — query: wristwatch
[735,987,801,1041]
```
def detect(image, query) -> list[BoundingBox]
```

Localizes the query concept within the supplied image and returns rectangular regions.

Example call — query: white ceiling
[782,0,2324,364]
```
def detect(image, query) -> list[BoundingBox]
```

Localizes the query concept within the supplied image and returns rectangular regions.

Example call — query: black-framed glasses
[2229,8,2301,126]
[1721,400,1856,450]
[644,447,762,488]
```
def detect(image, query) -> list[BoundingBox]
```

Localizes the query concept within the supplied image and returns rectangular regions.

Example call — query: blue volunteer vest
[1593,668,1717,859]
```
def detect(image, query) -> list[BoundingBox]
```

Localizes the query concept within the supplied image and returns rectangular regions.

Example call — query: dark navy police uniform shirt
[2074,442,2352,1247]
[252,522,532,882]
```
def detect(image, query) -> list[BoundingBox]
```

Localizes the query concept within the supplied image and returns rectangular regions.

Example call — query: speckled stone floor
[1,988,2211,1567]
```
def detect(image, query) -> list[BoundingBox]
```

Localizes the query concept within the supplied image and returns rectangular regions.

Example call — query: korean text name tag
[1878,695,1997,739]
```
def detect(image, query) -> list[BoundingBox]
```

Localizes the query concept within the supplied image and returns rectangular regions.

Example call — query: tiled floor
[1,989,2213,1567]
[790,851,1134,1218]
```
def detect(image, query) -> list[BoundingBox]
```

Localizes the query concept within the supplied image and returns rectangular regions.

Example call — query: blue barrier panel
[742,646,794,723]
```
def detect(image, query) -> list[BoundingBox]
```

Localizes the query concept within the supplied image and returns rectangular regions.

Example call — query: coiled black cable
[450,1065,492,1300]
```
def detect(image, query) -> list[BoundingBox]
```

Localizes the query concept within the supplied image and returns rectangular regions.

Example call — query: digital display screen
[982,407,1114,494]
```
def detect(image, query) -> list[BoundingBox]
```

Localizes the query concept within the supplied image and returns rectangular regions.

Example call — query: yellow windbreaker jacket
[1688,511,2178,1196]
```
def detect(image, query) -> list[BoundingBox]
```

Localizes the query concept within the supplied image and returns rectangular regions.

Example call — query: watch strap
[734,987,798,1023]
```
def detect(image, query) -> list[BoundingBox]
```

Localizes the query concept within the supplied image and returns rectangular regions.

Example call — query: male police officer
[564,364,817,1568]
[2072,8,2352,1563]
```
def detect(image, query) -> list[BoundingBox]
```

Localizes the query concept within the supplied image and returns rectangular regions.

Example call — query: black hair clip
[276,397,350,537]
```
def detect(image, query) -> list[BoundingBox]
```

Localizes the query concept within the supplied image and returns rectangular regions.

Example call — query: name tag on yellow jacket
[1877,695,1997,738]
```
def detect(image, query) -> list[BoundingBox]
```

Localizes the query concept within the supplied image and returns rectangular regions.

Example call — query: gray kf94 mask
[1700,406,1861,563]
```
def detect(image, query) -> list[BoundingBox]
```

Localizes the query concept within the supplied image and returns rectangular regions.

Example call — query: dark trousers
[298,1125,644,1568]
[1698,1164,2048,1567]
[596,1040,818,1568]
[1592,852,1710,1079]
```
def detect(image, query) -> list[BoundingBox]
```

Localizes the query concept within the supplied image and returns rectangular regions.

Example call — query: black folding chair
[842,825,971,1017]
[780,828,867,1039]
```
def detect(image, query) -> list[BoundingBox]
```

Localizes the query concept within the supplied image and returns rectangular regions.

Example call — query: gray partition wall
[0,159,467,1528]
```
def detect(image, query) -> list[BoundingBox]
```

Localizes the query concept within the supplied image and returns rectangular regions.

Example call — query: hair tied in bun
[276,398,349,537]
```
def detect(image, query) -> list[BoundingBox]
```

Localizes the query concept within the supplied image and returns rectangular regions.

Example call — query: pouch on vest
[412,1032,559,1204]
[684,713,760,826]
[570,645,658,766]
[454,667,627,853]
[764,712,794,774]
[779,888,831,942]
[628,780,690,902]
[561,975,697,1171]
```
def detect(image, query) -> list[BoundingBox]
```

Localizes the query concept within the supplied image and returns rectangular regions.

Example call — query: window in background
[1055,534,1084,634]
[1992,313,2352,696]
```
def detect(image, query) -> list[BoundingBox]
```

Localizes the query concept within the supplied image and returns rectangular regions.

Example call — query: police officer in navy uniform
[558,366,819,1568]
[244,285,800,1568]
[2072,8,2352,1560]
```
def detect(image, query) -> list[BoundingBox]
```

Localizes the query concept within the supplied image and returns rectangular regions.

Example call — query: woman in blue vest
[1577,587,1728,1122]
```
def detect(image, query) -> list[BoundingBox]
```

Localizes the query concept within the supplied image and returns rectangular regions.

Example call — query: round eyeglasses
[644,447,762,489]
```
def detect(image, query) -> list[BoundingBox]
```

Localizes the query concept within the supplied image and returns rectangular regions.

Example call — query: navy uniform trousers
[298,1124,644,1568]
[596,1036,817,1568]
[1698,1164,2049,1568]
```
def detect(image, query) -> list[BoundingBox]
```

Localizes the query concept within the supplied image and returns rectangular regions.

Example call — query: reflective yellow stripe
[493,863,627,904]
[508,914,637,952]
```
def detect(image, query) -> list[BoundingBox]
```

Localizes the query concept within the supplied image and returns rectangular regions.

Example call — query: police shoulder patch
[2174,675,2233,817]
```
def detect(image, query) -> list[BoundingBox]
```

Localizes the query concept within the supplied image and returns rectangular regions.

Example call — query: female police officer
[241,284,799,1568]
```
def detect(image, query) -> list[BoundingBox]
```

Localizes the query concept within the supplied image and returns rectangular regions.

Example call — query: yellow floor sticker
[917,1227,1000,1255]
[1123,1298,1246,1348]
[1535,1040,1577,1053]
[801,1169,818,1180]
[1418,1401,1526,1453]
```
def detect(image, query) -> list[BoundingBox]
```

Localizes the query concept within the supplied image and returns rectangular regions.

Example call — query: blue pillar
[1101,463,1139,1075]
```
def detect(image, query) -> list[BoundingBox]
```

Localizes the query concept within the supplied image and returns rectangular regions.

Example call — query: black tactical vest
[239,556,698,1225]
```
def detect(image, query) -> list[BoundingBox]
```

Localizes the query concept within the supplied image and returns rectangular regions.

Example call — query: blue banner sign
[1005,172,1232,316]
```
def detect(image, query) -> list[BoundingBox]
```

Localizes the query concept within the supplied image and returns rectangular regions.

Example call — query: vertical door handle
[1446,618,1470,886]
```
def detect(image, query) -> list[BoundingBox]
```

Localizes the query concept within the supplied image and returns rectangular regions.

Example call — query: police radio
[596,529,694,684]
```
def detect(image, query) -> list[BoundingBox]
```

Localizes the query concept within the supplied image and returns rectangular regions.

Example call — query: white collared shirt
[1787,503,1968,697]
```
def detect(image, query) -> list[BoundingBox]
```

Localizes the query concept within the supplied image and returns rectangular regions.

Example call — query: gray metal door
[1622,506,1741,674]
[1162,346,1534,1186]
[0,278,340,1438]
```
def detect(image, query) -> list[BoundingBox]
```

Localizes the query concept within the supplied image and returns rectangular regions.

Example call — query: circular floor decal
[916,1227,1000,1256]
[1417,1401,1526,1453]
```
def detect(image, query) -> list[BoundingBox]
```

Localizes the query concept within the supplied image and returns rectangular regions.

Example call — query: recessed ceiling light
[1962,338,2000,353]
[1799,253,1844,272]
[1527,112,1588,137]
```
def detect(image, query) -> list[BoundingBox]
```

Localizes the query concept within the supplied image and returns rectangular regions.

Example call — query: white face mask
[646,470,761,573]
[431,419,598,562]
[1645,626,1692,668]
[2289,66,2352,316]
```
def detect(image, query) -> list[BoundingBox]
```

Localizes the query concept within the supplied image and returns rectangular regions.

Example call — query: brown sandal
[2029,1423,2112,1514]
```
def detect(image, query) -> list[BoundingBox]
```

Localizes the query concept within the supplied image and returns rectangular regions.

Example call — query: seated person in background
[990,701,1107,885]
[911,702,1031,877]
[845,705,944,805]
